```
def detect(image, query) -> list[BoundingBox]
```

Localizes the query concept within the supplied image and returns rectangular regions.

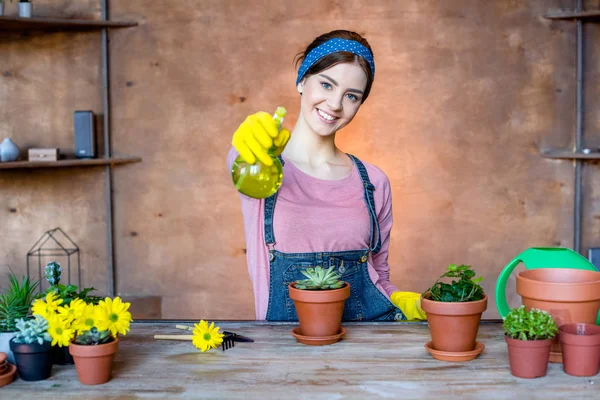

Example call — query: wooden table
[3,321,598,399]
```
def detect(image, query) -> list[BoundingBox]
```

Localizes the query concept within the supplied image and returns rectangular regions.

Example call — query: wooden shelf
[544,10,600,21]
[0,16,138,32]
[0,156,142,170]
[541,149,600,160]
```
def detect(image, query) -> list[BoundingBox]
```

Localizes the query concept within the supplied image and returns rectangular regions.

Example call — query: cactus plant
[12,316,51,345]
[294,266,345,290]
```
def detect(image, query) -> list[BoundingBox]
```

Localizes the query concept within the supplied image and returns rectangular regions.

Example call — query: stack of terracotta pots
[516,268,600,373]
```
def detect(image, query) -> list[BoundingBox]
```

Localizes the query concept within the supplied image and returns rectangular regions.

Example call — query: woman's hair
[295,30,375,102]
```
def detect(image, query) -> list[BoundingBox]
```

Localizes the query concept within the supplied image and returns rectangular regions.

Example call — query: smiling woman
[226,30,427,322]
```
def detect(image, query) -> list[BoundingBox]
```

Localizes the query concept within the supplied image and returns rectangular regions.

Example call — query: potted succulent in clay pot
[0,273,39,365]
[34,261,102,365]
[68,296,132,385]
[559,323,600,377]
[9,315,53,381]
[504,306,558,379]
[289,266,350,342]
[421,264,487,358]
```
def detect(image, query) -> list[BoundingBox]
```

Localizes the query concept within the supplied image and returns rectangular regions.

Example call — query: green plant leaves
[503,306,558,340]
[424,264,485,302]
[0,273,40,333]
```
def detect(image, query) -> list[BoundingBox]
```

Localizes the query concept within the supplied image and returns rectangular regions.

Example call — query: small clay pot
[289,283,350,338]
[421,295,487,353]
[505,335,552,379]
[69,338,119,385]
[559,323,600,377]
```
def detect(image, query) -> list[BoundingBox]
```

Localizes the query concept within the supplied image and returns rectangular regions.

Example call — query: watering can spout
[495,247,598,319]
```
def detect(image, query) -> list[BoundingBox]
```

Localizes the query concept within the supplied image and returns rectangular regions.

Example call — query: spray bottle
[231,107,287,199]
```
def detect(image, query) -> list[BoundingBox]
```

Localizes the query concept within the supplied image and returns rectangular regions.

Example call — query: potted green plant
[288,266,350,343]
[9,315,53,381]
[0,273,39,364]
[35,261,101,365]
[68,296,133,385]
[504,306,558,378]
[421,264,487,358]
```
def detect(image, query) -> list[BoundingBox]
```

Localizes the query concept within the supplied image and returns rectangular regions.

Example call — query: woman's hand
[390,291,427,321]
[232,111,290,165]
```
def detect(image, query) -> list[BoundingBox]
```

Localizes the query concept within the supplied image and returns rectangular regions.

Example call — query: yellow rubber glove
[390,291,427,321]
[232,111,291,166]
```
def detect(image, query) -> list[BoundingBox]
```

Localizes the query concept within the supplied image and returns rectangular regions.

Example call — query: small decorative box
[28,148,59,162]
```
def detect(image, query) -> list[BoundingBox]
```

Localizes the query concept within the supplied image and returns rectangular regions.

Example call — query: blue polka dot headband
[296,38,375,86]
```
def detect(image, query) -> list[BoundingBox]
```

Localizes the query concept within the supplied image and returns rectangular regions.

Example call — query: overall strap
[264,155,285,247]
[347,154,382,254]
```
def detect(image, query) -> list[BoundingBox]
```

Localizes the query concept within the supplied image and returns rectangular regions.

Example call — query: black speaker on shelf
[74,110,96,159]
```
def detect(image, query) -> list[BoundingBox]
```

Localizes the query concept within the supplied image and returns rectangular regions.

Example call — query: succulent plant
[294,266,345,290]
[0,273,39,333]
[73,327,113,345]
[12,315,51,345]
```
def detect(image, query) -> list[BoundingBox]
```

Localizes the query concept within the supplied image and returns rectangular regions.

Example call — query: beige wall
[1,0,599,320]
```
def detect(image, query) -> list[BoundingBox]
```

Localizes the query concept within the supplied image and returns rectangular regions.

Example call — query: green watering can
[496,247,599,321]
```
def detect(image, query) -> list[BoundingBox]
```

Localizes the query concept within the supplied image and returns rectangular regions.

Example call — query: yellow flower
[47,314,75,347]
[31,292,63,319]
[57,298,86,324]
[192,320,224,352]
[73,304,101,333]
[95,297,133,337]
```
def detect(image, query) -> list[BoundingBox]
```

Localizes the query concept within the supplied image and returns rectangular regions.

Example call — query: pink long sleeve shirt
[227,148,399,320]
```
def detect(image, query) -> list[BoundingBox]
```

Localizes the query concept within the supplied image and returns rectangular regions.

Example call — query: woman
[227,30,426,322]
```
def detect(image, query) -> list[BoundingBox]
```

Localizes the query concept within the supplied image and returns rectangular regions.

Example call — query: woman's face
[298,61,368,137]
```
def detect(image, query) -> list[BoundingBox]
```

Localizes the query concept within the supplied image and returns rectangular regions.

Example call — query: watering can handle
[495,256,521,319]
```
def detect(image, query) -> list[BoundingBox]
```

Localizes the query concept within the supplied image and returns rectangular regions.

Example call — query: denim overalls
[264,154,405,322]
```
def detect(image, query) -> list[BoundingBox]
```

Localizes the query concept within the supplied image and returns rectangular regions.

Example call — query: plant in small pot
[421,264,487,361]
[68,296,132,385]
[504,306,558,379]
[289,266,350,345]
[0,273,39,365]
[9,315,53,381]
[35,261,101,365]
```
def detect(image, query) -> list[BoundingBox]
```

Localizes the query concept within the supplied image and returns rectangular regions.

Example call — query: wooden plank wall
[1,0,598,320]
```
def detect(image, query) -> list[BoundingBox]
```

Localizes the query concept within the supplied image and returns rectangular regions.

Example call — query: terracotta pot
[421,295,487,352]
[505,335,552,379]
[516,268,600,362]
[69,338,118,385]
[559,323,600,376]
[289,283,350,337]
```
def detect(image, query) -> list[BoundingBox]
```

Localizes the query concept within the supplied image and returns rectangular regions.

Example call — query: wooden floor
[2,321,599,399]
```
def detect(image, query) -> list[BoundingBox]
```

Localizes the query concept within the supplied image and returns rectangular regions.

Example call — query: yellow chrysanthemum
[31,292,63,319]
[57,298,86,325]
[73,304,101,333]
[47,314,75,347]
[95,297,133,337]
[192,320,224,352]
